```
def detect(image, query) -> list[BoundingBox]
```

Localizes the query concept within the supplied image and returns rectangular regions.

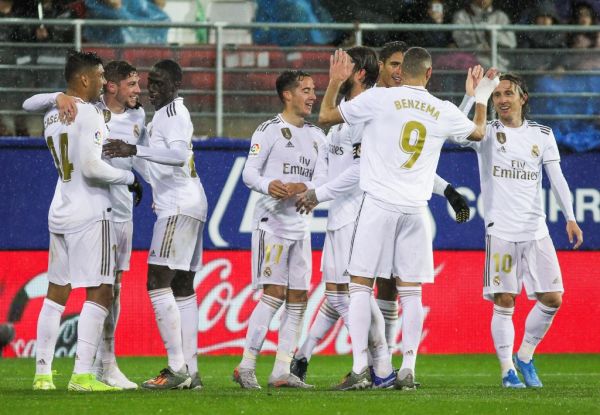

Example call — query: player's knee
[494,293,516,308]
[376,278,397,300]
[263,284,286,300]
[171,272,195,297]
[538,292,562,309]
[287,289,308,303]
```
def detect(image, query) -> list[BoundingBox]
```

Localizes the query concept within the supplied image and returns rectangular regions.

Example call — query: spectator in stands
[517,2,566,70]
[452,0,516,70]
[406,0,454,48]
[567,2,598,49]
[84,0,170,44]
[253,0,337,46]
[0,115,11,136]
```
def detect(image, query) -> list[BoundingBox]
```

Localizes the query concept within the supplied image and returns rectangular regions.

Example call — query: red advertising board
[1,250,599,358]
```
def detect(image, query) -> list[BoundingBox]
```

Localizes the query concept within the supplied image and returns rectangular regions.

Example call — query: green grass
[1,355,599,415]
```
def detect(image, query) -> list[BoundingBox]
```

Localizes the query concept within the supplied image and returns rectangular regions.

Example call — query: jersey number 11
[46,133,73,182]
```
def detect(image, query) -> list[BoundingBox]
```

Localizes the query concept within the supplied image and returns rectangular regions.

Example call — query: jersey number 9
[46,133,73,182]
[399,120,427,169]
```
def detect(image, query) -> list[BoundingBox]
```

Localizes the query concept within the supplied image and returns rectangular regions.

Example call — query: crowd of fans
[0,0,599,150]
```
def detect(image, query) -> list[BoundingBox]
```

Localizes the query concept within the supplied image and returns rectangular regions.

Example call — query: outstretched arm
[319,49,355,127]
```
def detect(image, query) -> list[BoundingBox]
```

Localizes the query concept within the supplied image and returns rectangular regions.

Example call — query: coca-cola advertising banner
[2,250,599,358]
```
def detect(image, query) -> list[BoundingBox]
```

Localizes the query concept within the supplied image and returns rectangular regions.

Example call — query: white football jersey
[145,97,207,221]
[465,120,561,242]
[319,122,364,230]
[339,85,476,207]
[45,101,129,233]
[97,98,146,222]
[243,114,328,240]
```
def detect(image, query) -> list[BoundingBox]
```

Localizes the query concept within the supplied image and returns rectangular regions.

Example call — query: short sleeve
[338,88,380,126]
[442,101,476,143]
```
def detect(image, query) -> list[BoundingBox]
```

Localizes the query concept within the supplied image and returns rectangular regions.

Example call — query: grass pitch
[1,354,599,415]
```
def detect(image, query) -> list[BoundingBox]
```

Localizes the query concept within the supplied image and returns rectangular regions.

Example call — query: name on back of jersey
[395,99,440,120]
[44,113,60,129]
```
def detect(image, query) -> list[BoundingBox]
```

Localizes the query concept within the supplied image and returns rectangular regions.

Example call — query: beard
[339,78,354,97]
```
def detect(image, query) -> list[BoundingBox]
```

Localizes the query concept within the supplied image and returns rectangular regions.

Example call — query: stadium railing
[0,18,598,149]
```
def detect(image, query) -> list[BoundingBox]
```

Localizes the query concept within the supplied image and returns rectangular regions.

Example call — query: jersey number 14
[46,133,73,182]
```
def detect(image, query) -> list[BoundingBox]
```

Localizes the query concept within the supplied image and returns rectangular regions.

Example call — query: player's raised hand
[128,173,143,207]
[329,49,355,84]
[295,189,319,214]
[268,179,288,199]
[103,138,137,158]
[56,93,78,124]
[566,220,583,249]
[465,65,484,97]
[474,67,500,104]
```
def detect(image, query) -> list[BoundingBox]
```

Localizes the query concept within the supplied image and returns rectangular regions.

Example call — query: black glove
[128,173,143,207]
[444,184,470,223]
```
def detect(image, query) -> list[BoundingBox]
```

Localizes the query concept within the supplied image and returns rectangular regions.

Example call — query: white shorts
[47,220,116,288]
[347,196,434,283]
[113,221,133,272]
[148,215,204,272]
[483,235,564,301]
[251,229,311,290]
[321,223,354,284]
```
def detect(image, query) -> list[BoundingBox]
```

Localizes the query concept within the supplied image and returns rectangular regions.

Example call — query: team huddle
[27,42,583,392]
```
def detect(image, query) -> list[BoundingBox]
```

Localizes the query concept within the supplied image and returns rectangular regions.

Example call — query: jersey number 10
[46,133,73,182]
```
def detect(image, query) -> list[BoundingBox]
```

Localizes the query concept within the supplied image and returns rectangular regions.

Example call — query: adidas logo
[37,359,47,365]
[286,141,294,148]
[150,250,156,257]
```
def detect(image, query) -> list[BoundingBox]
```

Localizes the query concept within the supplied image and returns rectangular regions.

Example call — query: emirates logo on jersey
[281,128,292,140]
[531,144,540,158]
[496,132,506,144]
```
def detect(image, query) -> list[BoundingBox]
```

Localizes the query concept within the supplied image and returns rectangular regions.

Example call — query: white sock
[518,302,559,363]
[239,294,283,370]
[349,283,372,374]
[296,298,338,361]
[96,282,122,368]
[176,294,199,377]
[272,302,307,378]
[73,301,108,374]
[149,288,185,372]
[491,304,515,376]
[369,296,393,377]
[35,298,65,375]
[398,286,424,373]
[376,298,398,355]
[325,290,349,329]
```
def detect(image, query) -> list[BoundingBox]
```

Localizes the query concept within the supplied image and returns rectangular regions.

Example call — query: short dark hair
[498,73,530,120]
[104,60,137,84]
[347,46,379,88]
[152,59,183,85]
[401,47,432,78]
[276,70,311,103]
[64,50,103,83]
[379,41,409,64]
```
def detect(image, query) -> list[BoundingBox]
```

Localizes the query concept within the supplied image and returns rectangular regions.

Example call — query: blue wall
[1,138,598,250]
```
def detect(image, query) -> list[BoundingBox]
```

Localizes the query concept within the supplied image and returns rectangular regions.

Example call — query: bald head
[401,47,432,82]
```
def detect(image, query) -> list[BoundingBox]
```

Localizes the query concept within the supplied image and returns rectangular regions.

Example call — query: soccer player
[291,46,394,388]
[464,74,583,388]
[31,50,140,391]
[319,47,498,390]
[232,70,327,389]
[23,60,145,390]
[374,41,477,359]
[103,60,208,390]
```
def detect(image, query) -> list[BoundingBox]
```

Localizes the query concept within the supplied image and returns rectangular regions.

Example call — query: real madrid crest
[281,127,292,140]
[263,267,272,277]
[493,275,501,286]
[102,109,111,124]
[496,132,506,144]
[313,141,318,154]
[531,144,540,158]
[133,124,140,138]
